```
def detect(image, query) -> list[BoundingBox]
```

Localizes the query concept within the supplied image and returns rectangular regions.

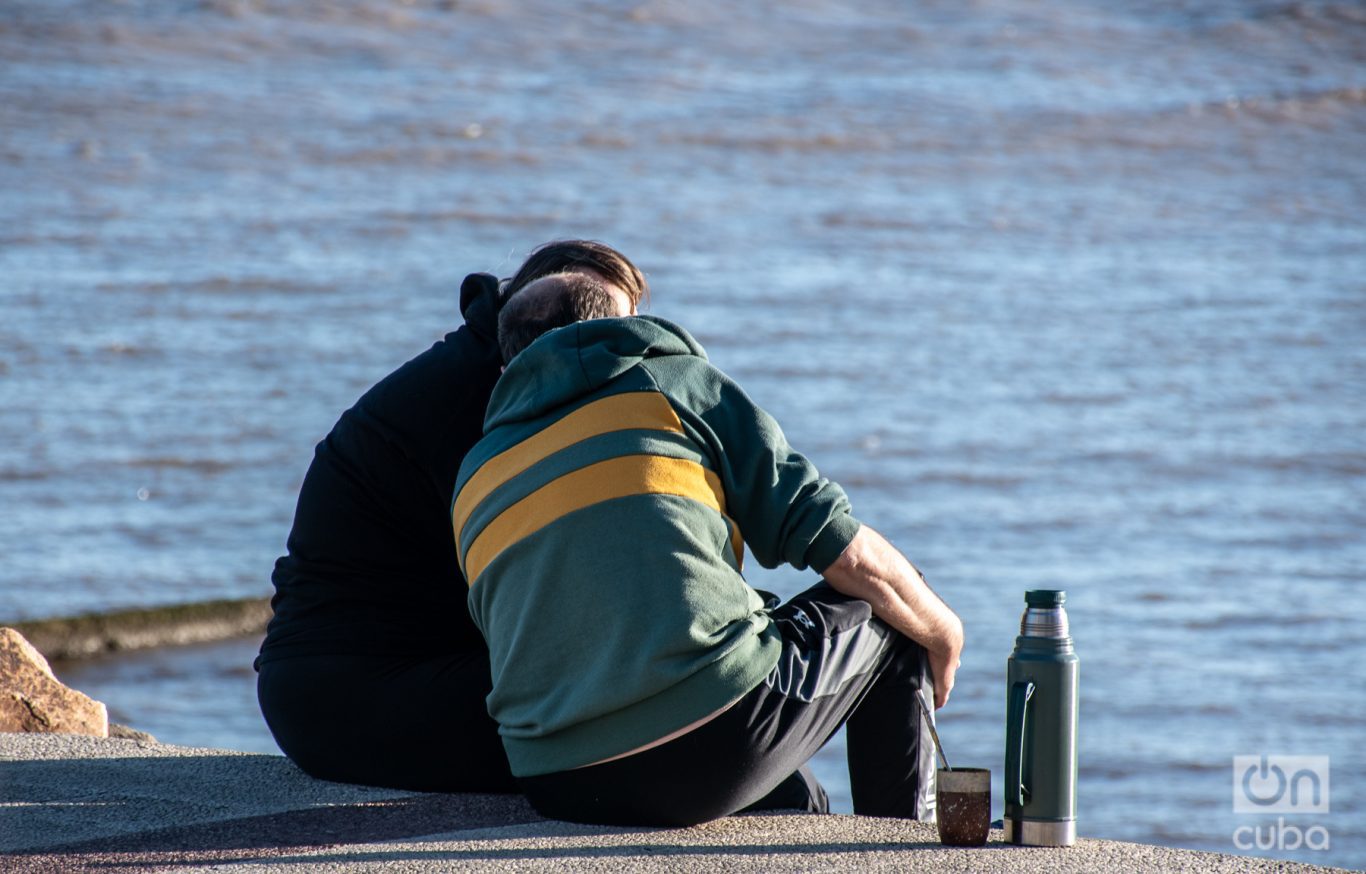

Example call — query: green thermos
[1005,589,1079,846]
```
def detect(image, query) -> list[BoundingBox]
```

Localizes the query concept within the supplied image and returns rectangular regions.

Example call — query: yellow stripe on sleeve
[463,454,736,585]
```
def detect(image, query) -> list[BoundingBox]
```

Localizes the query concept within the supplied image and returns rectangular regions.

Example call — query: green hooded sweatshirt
[452,316,861,777]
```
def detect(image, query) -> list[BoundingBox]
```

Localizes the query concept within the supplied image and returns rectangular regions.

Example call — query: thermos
[1005,589,1079,846]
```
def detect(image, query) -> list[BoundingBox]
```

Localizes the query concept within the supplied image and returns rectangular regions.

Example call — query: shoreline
[1,734,1349,874]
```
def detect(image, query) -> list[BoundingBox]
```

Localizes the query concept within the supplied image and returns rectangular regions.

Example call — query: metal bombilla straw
[916,689,951,771]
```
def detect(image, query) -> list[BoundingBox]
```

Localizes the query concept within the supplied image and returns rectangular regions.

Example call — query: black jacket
[258,275,503,663]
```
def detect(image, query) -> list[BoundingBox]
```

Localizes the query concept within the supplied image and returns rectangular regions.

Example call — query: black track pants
[519,582,937,827]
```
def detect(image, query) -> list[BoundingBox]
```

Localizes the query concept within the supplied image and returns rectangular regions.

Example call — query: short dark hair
[498,272,620,364]
[505,240,649,308]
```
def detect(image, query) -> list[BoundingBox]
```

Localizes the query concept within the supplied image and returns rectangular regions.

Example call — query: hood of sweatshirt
[484,315,708,430]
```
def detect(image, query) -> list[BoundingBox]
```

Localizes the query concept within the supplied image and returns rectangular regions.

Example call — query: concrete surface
[0,734,1348,873]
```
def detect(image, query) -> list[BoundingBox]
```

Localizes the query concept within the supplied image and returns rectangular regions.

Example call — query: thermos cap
[1025,589,1066,607]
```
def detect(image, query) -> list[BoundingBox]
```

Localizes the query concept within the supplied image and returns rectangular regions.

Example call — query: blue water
[3,0,1364,867]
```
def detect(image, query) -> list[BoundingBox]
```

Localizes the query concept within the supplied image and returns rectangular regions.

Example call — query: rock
[11,597,272,660]
[0,627,109,736]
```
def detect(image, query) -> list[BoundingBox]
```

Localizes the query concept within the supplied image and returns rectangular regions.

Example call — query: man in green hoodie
[453,272,965,827]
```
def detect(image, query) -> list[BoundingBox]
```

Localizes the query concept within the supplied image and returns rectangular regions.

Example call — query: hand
[926,619,964,709]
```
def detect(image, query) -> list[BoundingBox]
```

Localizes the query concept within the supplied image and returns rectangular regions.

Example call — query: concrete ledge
[0,734,1346,873]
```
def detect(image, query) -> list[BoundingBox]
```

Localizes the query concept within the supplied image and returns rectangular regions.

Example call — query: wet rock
[0,628,109,736]
[109,722,158,743]
[12,597,272,660]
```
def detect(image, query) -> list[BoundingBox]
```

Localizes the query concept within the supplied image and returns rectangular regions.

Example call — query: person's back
[256,275,513,791]
[455,312,857,777]
[261,276,500,663]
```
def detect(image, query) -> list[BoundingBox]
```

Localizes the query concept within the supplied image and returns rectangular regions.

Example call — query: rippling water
[3,0,1364,867]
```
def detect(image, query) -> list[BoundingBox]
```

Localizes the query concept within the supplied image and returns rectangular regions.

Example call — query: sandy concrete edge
[0,734,1350,873]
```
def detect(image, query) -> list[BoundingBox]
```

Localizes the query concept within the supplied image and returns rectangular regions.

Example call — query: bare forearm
[823,527,959,650]
[821,525,964,705]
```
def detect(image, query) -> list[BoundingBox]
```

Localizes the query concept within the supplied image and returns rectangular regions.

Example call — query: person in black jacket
[255,241,649,792]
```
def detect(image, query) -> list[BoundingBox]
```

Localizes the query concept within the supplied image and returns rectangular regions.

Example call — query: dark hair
[505,240,649,307]
[498,272,620,364]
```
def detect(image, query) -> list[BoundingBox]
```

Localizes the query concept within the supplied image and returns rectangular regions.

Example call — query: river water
[3,0,1364,867]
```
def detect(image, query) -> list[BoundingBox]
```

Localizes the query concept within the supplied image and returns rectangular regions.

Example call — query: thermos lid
[1025,589,1066,607]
